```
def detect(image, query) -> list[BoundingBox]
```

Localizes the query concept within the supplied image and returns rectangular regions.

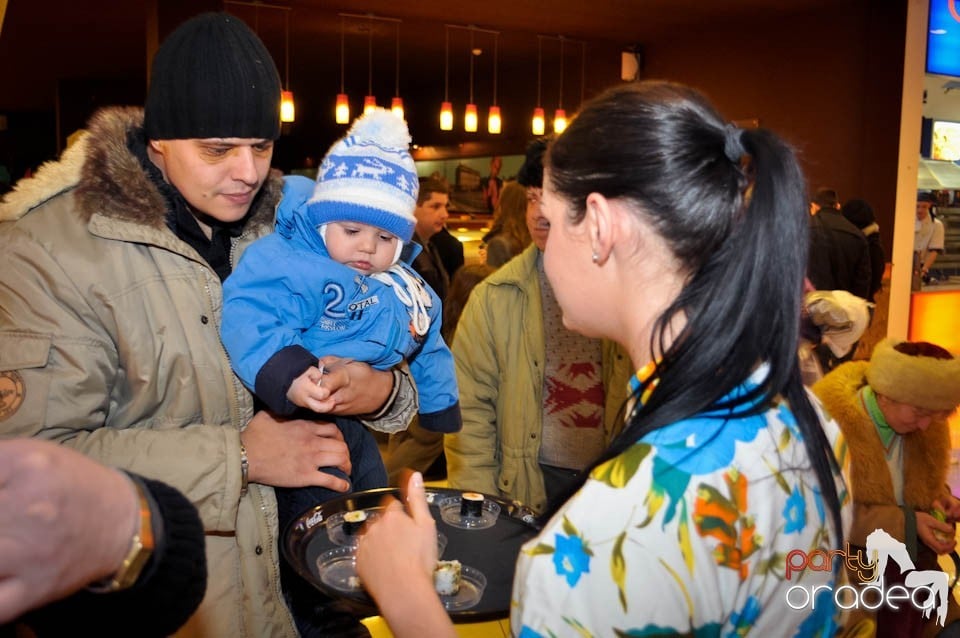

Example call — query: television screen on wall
[932,120,960,160]
[927,1,960,77]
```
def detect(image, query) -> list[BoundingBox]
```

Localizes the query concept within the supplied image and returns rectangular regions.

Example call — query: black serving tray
[282,486,541,622]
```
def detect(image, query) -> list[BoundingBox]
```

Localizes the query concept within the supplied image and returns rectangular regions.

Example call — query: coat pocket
[0,332,52,427]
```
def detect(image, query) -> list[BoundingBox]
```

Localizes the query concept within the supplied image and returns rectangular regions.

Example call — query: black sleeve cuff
[21,475,207,638]
[255,345,318,415]
[418,402,462,433]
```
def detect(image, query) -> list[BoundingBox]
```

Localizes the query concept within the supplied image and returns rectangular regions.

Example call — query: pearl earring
[592,252,599,263]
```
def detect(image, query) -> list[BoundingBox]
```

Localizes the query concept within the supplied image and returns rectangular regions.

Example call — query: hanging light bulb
[532,107,545,136]
[336,94,350,124]
[336,16,349,123]
[440,27,453,130]
[553,109,567,133]
[554,37,565,134]
[280,11,295,123]
[532,36,544,135]
[281,91,296,123]
[363,16,376,114]
[441,102,454,130]
[488,33,501,134]
[488,106,502,135]
[391,22,404,119]
[464,29,477,132]
[465,104,478,132]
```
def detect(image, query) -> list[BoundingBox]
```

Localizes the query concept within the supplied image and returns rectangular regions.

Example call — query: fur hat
[309,109,419,244]
[145,12,281,140]
[865,338,960,411]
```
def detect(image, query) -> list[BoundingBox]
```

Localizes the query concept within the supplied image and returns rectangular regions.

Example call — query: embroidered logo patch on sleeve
[0,371,25,420]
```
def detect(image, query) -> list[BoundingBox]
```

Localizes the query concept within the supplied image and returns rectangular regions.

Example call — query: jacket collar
[486,242,541,289]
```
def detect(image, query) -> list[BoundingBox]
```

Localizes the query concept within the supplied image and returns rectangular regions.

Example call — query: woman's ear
[585,192,615,266]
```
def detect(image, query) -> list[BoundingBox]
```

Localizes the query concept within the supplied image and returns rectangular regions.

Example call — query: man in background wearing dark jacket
[808,188,872,300]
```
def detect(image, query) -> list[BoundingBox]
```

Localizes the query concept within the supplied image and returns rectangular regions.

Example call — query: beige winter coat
[0,107,294,637]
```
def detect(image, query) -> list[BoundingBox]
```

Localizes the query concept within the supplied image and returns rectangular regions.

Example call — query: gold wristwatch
[87,478,155,593]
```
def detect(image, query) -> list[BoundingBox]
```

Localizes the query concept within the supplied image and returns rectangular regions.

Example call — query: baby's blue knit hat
[309,109,419,242]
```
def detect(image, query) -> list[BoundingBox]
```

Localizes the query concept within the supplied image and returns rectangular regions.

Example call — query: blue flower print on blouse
[726,595,762,638]
[553,532,592,587]
[794,585,838,637]
[644,413,767,478]
[783,485,807,534]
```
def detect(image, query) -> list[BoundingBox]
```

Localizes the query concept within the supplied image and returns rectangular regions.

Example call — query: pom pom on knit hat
[866,338,960,412]
[309,109,419,243]
[144,12,281,140]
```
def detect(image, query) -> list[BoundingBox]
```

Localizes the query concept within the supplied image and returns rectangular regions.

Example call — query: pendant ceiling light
[364,15,376,114]
[464,29,478,133]
[488,32,501,134]
[280,10,295,123]
[336,15,349,124]
[553,37,566,134]
[532,36,545,136]
[440,26,453,130]
[392,22,404,119]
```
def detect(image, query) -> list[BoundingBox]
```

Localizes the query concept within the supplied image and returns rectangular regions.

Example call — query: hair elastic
[723,124,745,163]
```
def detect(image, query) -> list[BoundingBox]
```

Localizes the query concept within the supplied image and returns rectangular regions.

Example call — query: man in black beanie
[0,12,417,638]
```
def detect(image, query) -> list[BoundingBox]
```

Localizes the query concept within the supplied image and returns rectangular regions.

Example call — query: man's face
[525,186,550,250]
[148,138,274,223]
[414,192,449,241]
[917,200,933,222]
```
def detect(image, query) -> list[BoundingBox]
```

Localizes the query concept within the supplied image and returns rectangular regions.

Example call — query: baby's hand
[287,366,335,413]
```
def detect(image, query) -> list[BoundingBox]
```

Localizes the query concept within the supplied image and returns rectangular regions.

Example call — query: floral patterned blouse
[511,365,850,637]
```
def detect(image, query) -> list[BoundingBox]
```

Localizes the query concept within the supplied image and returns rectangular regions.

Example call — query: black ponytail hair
[545,81,843,544]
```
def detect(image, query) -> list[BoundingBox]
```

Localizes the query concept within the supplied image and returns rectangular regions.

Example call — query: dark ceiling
[0,0,844,167]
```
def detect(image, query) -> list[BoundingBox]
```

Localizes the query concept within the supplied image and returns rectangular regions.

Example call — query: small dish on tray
[437,494,500,530]
[439,565,487,611]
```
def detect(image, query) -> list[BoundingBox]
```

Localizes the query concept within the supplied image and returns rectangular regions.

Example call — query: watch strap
[87,476,155,593]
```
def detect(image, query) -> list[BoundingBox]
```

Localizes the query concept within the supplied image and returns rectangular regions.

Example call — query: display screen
[932,120,960,160]
[927,1,960,76]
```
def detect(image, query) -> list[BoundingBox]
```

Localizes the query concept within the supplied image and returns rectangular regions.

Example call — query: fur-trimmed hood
[0,106,281,230]
[812,360,949,510]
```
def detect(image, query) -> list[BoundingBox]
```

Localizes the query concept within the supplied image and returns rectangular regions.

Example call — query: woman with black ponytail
[356,81,850,637]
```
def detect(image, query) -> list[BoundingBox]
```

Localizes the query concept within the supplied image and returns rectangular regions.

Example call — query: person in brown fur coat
[813,338,960,637]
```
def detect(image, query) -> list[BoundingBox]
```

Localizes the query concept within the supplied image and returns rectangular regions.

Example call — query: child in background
[221,109,461,525]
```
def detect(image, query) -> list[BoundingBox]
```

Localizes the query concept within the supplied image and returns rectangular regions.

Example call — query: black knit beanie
[145,12,281,140]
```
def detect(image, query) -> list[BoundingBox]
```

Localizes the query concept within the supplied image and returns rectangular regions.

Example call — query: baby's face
[324,222,399,274]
